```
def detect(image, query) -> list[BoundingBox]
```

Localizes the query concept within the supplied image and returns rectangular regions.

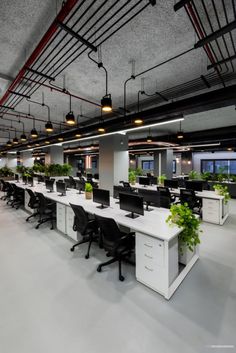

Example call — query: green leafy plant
[201,171,212,181]
[188,170,199,180]
[85,182,93,193]
[61,163,72,176]
[32,163,45,173]
[213,184,231,204]
[0,166,14,177]
[230,175,236,182]
[166,203,202,254]
[135,167,143,176]
[158,174,166,185]
[129,170,136,185]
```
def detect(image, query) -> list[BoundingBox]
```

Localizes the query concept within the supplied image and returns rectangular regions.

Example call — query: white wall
[193,151,236,173]
[21,151,34,167]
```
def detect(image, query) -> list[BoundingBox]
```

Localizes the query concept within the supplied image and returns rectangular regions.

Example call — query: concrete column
[154,149,173,179]
[99,134,129,195]
[47,145,64,164]
[21,151,34,167]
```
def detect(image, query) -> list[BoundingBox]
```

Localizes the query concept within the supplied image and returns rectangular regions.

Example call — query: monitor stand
[125,212,139,219]
[145,203,153,212]
[77,189,83,195]
[58,192,66,197]
[96,204,108,209]
[47,190,53,193]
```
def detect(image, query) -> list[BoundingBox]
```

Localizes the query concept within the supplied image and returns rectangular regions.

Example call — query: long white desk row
[133,183,229,225]
[11,181,200,300]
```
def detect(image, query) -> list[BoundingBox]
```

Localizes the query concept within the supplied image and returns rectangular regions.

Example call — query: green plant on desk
[129,170,136,185]
[213,184,231,204]
[201,171,212,181]
[158,174,166,186]
[85,182,93,199]
[166,203,202,255]
[188,170,199,180]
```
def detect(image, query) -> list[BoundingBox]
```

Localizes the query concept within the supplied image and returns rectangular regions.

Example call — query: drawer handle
[145,266,154,272]
[144,243,153,248]
[145,254,153,259]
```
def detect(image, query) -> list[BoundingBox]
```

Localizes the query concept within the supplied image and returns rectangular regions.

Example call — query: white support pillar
[154,149,173,179]
[47,145,64,164]
[21,151,34,168]
[99,134,129,195]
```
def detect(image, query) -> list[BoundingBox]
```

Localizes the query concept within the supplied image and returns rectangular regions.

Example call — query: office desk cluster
[10,181,201,300]
[133,183,229,226]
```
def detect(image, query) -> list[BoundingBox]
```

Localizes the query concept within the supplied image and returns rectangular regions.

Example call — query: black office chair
[157,186,176,203]
[69,204,98,259]
[0,179,8,200]
[25,189,39,222]
[35,192,56,230]
[160,195,171,209]
[5,182,14,204]
[68,176,76,189]
[179,189,202,214]
[95,215,135,281]
[10,183,24,209]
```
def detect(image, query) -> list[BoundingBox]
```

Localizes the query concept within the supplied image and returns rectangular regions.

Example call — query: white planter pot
[179,245,195,265]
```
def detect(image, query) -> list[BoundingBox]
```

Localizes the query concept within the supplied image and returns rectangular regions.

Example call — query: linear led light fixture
[174,142,221,149]
[26,68,55,81]
[129,142,221,153]
[207,54,236,70]
[194,21,236,49]
[57,22,97,52]
[9,90,31,99]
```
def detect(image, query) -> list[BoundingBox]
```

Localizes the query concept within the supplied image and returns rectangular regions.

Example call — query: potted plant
[129,170,136,185]
[85,182,93,199]
[201,171,212,181]
[213,184,231,204]
[61,163,72,176]
[166,203,202,265]
[158,174,166,186]
[188,170,199,180]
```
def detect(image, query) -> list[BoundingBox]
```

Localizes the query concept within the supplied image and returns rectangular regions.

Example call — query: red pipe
[0,0,79,106]
[186,3,222,78]
[1,111,64,127]
[24,77,101,107]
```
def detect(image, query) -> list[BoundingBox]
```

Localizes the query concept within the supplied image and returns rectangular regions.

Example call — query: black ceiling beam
[57,21,97,52]
[194,21,236,49]
[9,91,31,99]
[174,0,192,12]
[26,68,55,81]
[207,54,236,70]
[155,91,169,102]
[0,105,14,110]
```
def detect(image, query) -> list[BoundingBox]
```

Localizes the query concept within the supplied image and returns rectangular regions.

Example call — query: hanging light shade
[101,94,112,112]
[147,135,152,143]
[66,111,76,125]
[45,120,53,132]
[98,126,105,133]
[6,140,12,147]
[20,133,27,142]
[177,131,184,139]
[31,128,38,138]
[13,137,19,144]
[58,137,64,141]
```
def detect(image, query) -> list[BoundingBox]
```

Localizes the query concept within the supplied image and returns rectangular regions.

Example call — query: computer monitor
[75,180,85,194]
[185,180,203,192]
[139,176,150,187]
[138,189,160,211]
[14,174,19,182]
[37,175,44,184]
[93,188,110,209]
[45,179,54,193]
[64,178,71,190]
[28,176,34,187]
[113,185,133,199]
[86,173,93,181]
[164,179,179,189]
[56,181,66,196]
[22,175,27,184]
[119,192,144,219]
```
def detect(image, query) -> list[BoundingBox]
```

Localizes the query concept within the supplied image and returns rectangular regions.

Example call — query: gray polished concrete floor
[0,197,236,353]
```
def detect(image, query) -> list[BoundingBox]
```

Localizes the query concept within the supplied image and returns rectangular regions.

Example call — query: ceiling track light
[31,118,38,138]
[146,128,152,143]
[101,94,112,112]
[20,121,27,142]
[177,121,184,139]
[45,120,53,132]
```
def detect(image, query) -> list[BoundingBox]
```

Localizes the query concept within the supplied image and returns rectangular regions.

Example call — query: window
[142,160,154,170]
[201,159,236,175]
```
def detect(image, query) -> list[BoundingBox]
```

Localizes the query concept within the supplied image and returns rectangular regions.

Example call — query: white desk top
[15,181,181,242]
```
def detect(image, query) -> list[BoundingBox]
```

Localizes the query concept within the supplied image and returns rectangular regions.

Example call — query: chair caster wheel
[119,276,125,282]
[35,225,39,229]
[97,266,102,272]
[70,247,74,252]
[26,219,29,222]
[85,254,89,259]
[50,227,54,230]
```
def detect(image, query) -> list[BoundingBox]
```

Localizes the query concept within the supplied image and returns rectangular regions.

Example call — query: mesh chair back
[180,189,197,209]
[35,192,48,213]
[70,204,89,235]
[96,215,122,252]
[26,189,38,208]
[157,186,171,198]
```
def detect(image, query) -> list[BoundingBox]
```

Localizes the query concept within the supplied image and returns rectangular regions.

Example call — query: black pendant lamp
[45,105,53,132]
[177,121,184,139]
[66,94,75,125]
[31,118,38,138]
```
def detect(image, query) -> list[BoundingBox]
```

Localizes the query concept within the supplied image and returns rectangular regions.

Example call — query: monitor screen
[139,176,150,186]
[22,175,27,184]
[64,178,71,189]
[185,180,203,192]
[45,179,54,192]
[138,189,160,211]
[15,174,19,182]
[56,181,66,196]
[113,185,133,199]
[87,173,93,180]
[75,180,85,193]
[93,188,110,209]
[119,192,144,218]
[164,179,179,189]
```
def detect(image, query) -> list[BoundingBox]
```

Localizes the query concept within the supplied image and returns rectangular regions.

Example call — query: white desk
[132,183,229,225]
[12,181,200,300]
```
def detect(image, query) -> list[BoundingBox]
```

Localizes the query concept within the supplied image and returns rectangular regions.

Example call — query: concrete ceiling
[0,0,235,145]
